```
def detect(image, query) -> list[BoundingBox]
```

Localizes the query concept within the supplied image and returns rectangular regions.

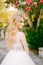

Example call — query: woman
[1,14,36,65]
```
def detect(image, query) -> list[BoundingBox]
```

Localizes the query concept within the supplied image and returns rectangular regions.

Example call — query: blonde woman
[1,14,36,65]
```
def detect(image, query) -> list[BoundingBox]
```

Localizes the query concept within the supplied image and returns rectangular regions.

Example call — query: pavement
[29,51,43,65]
[0,40,43,65]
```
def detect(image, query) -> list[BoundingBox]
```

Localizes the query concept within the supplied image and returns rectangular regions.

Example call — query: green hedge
[24,19,43,50]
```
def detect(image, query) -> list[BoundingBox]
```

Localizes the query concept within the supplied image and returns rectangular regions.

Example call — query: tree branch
[37,9,42,29]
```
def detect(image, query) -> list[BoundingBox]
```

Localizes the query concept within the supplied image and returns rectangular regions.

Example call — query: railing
[0,28,7,40]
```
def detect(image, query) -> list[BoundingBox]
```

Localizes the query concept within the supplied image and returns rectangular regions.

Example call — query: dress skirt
[1,50,36,65]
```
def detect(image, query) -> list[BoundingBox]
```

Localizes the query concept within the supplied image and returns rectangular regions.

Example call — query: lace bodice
[11,43,24,51]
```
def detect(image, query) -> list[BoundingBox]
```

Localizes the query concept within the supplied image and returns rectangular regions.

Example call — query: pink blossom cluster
[13,0,43,11]
[26,0,43,11]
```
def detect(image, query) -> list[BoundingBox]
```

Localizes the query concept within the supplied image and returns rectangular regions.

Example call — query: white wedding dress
[1,42,36,65]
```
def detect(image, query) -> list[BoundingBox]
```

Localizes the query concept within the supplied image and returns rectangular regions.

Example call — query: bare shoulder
[18,32,25,39]
[19,32,25,36]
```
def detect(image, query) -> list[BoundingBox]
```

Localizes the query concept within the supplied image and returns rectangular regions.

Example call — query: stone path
[0,40,8,64]
[0,40,43,65]
[29,51,43,65]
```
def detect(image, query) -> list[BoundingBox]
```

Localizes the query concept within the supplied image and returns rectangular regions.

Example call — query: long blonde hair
[6,13,25,50]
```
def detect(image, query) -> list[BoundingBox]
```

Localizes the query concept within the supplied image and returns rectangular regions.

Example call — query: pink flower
[26,7,31,11]
[26,0,32,5]
[17,3,21,7]
[40,0,43,4]
[16,0,19,4]
[33,2,38,7]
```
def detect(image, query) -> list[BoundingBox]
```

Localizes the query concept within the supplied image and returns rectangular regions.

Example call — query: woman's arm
[21,32,29,54]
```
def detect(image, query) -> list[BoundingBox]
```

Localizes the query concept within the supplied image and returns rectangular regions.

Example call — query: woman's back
[14,32,23,43]
[11,32,24,51]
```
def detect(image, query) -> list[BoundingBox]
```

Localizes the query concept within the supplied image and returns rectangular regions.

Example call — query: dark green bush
[24,19,43,50]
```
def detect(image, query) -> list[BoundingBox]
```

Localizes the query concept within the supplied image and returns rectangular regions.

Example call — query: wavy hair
[5,13,25,50]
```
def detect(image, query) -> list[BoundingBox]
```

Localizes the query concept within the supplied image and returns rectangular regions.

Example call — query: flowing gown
[1,42,36,65]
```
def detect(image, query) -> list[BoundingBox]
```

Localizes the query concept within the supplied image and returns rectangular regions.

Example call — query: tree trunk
[26,12,33,28]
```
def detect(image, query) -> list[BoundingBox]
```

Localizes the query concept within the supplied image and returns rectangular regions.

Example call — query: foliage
[24,19,43,50]
[0,0,8,28]
[0,0,16,28]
